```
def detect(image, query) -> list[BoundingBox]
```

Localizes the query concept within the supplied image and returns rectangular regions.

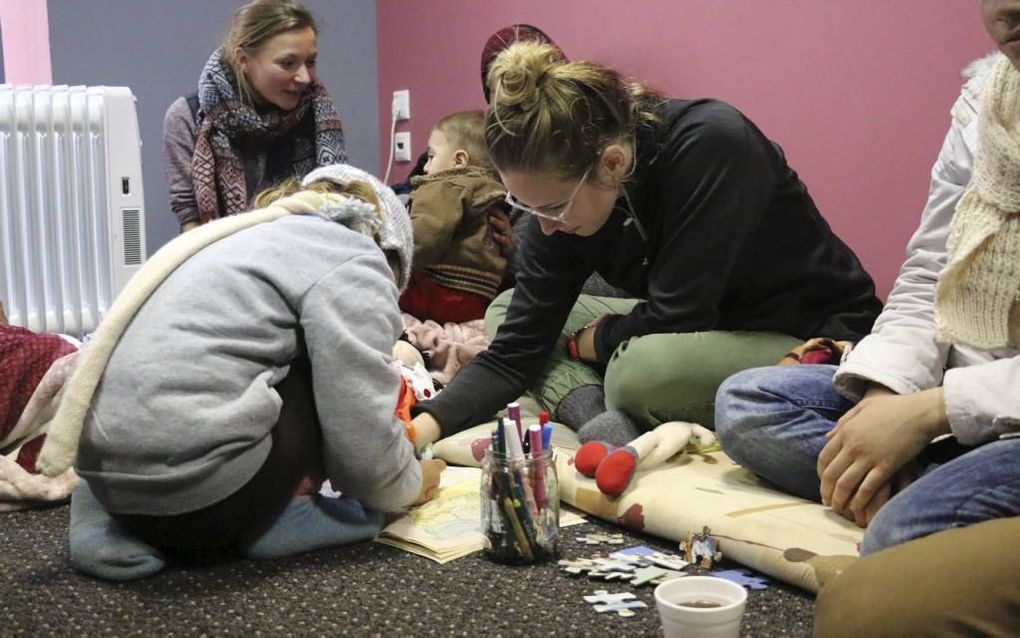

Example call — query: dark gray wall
[48,0,379,255]
[0,15,5,84]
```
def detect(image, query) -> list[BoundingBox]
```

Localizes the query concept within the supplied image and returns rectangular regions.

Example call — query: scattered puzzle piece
[609,545,655,560]
[712,569,769,590]
[649,569,688,585]
[592,601,647,617]
[645,551,690,571]
[559,557,600,575]
[629,566,668,586]
[593,557,639,571]
[583,590,637,605]
[577,533,626,545]
[582,590,647,617]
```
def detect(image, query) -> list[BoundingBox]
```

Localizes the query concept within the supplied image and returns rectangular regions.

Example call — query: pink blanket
[401,314,490,385]
[0,325,80,510]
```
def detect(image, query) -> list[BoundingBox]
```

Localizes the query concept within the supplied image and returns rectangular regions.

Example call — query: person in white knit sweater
[715,4,1020,558]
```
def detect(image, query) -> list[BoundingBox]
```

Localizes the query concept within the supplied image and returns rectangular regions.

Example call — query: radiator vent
[121,208,143,266]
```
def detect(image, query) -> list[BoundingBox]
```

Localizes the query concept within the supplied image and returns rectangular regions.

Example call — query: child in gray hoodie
[68,164,445,580]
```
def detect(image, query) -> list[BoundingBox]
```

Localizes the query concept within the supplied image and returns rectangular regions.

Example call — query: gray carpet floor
[2,503,814,636]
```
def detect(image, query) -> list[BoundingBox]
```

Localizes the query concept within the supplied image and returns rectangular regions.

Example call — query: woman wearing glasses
[410,40,882,446]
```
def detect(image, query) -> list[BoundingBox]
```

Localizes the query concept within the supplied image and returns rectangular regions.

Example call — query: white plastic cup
[654,576,747,638]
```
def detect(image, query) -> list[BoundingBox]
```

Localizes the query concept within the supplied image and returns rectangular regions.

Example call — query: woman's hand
[487,208,516,257]
[414,458,447,505]
[817,386,949,525]
[181,220,200,233]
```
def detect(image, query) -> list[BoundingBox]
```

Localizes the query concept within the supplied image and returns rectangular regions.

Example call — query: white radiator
[0,85,146,336]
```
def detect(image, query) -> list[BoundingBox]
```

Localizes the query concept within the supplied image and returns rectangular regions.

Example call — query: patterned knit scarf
[936,55,1020,349]
[191,48,347,222]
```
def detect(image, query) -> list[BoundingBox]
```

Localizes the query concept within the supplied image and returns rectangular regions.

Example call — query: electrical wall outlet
[394,131,412,162]
[392,89,410,121]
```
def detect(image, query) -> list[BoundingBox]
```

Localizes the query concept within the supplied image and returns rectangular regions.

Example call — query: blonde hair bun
[487,41,562,111]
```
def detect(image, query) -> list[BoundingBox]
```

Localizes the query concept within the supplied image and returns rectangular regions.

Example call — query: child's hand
[414,459,447,505]
[487,209,517,256]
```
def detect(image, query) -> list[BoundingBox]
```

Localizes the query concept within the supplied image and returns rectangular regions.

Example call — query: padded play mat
[433,420,862,593]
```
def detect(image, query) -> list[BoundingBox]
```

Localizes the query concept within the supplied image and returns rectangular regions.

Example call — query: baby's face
[423,129,459,175]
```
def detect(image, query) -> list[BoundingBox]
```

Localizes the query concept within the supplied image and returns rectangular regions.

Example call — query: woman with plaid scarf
[163,0,346,232]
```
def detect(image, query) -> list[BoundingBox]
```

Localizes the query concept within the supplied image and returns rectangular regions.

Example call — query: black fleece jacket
[417,98,882,437]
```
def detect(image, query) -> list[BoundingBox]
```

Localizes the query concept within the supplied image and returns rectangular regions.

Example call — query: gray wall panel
[48,0,379,255]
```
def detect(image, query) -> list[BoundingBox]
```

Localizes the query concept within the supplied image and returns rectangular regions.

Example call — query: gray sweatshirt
[76,214,421,515]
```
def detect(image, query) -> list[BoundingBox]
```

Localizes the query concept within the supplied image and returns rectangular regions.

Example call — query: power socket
[392,89,410,121]
[394,131,412,162]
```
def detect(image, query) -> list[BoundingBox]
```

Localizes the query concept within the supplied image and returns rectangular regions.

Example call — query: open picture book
[374,465,585,563]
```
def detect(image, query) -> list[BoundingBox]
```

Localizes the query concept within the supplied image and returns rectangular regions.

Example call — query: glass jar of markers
[481,446,559,565]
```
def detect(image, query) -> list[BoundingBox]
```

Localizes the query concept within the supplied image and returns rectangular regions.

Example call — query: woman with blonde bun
[411,41,882,447]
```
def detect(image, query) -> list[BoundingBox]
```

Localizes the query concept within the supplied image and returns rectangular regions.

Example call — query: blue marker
[539,410,553,451]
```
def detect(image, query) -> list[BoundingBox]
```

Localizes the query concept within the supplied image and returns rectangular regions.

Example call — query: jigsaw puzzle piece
[629,566,668,586]
[646,551,690,571]
[592,601,648,616]
[712,568,769,590]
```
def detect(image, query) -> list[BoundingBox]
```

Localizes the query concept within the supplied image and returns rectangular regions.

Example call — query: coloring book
[374,465,584,563]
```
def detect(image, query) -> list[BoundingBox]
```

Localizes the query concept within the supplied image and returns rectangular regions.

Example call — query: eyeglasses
[504,167,591,223]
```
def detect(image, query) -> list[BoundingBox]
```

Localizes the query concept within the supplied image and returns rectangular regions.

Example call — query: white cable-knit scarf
[935,55,1020,349]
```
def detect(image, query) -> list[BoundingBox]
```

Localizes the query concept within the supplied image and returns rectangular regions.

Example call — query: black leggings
[114,360,321,559]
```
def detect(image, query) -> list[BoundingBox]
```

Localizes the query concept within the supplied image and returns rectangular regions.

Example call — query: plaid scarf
[191,48,346,222]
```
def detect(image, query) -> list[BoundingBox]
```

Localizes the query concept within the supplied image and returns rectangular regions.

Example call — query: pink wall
[377,0,991,299]
[0,0,52,84]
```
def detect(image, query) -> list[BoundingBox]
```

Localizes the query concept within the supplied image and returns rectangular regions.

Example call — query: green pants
[485,290,801,428]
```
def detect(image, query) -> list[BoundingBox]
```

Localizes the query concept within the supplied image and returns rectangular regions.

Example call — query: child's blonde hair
[253,175,380,211]
[253,175,400,281]
[434,110,492,171]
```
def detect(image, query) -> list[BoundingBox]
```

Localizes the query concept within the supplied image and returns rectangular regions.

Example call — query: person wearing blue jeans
[716,9,1020,557]
[717,364,1020,555]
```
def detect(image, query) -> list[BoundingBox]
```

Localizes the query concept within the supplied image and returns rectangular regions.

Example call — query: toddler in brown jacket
[399,110,507,323]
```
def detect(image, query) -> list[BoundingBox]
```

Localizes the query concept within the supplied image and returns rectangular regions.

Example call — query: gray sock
[555,384,607,431]
[240,494,385,560]
[69,481,166,581]
[577,409,645,446]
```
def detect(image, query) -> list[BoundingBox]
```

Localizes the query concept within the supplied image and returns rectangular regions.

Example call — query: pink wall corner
[377,0,991,300]
[0,0,52,84]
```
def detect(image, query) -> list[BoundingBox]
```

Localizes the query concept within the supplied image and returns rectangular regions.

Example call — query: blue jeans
[715,364,1020,555]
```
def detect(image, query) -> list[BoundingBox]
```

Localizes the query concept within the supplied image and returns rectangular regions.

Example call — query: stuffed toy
[574,421,717,497]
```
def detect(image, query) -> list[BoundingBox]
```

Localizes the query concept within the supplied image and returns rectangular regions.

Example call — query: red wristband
[566,332,581,361]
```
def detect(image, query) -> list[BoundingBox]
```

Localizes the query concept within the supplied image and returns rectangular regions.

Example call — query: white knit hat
[302,164,414,291]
